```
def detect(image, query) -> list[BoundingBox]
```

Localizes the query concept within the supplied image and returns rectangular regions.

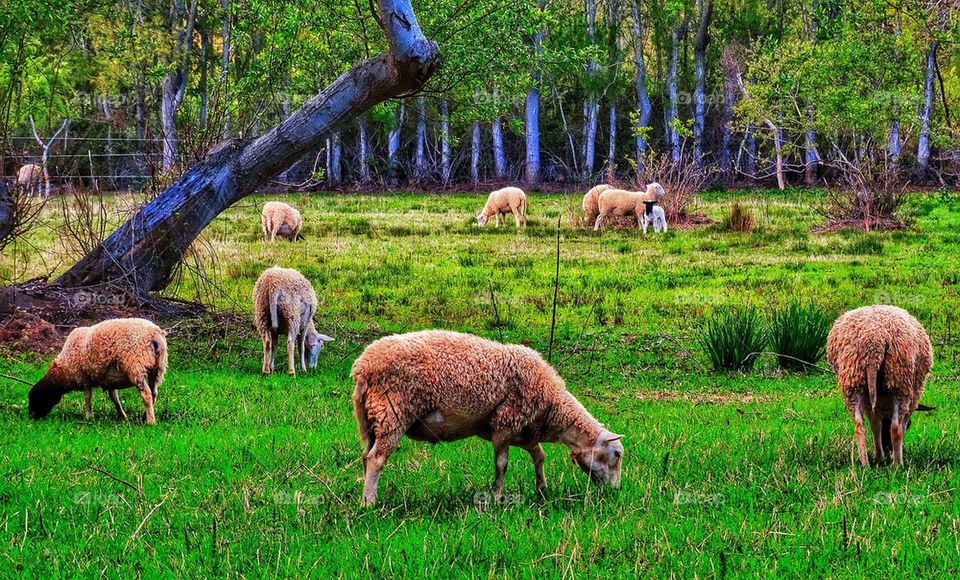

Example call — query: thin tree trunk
[161,0,199,173]
[917,40,937,173]
[358,116,371,184]
[743,124,757,178]
[666,14,687,162]
[492,116,506,179]
[388,102,405,185]
[471,121,481,185]
[440,100,451,183]
[200,27,211,130]
[525,0,545,186]
[889,119,901,162]
[56,0,439,296]
[415,96,427,181]
[764,118,785,190]
[692,0,713,168]
[804,107,820,185]
[583,0,599,179]
[221,0,231,137]
[606,0,621,177]
[631,0,652,173]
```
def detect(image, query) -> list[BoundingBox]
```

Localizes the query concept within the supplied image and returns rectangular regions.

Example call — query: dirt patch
[0,310,62,354]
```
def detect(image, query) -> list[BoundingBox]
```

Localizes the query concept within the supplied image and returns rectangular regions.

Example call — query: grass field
[2,188,960,576]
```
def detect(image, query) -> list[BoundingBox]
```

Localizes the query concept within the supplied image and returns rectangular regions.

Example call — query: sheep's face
[476,214,488,227]
[305,332,335,369]
[571,432,624,488]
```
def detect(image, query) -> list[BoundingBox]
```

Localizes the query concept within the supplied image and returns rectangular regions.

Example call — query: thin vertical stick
[548,215,561,362]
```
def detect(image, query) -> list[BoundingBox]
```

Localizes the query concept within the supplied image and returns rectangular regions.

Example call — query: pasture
[2,189,960,575]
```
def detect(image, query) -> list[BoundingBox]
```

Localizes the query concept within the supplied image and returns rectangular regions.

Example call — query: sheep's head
[28,376,66,419]
[476,213,488,227]
[647,182,666,198]
[570,431,624,488]
[305,331,335,369]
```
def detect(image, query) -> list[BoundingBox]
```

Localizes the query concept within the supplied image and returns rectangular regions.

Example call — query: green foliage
[769,302,833,372]
[698,307,767,372]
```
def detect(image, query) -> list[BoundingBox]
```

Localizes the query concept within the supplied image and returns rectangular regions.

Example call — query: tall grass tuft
[698,307,767,372]
[769,302,833,371]
[722,200,755,232]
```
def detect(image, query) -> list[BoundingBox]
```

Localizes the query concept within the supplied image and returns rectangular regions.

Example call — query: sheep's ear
[916,404,936,412]
[317,334,335,342]
[604,434,625,443]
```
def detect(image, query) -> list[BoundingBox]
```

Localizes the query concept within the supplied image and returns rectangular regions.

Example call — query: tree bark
[764,118,785,190]
[415,95,427,181]
[161,0,199,173]
[440,100,451,183]
[56,0,439,296]
[221,0,231,137]
[631,0,652,173]
[388,102,405,185]
[666,14,687,162]
[804,107,820,185]
[692,0,713,168]
[358,116,371,184]
[583,0,599,179]
[606,0,621,177]
[492,116,506,179]
[471,121,481,185]
[326,132,342,186]
[889,119,901,162]
[526,1,546,186]
[917,40,937,174]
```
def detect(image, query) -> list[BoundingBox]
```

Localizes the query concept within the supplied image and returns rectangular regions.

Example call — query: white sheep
[351,329,624,505]
[28,318,168,425]
[582,184,613,226]
[827,305,934,466]
[477,187,527,228]
[641,202,668,234]
[253,266,333,375]
[594,182,667,231]
[261,201,303,241]
[16,164,43,193]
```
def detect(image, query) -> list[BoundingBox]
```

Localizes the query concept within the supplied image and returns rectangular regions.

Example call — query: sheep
[261,201,303,241]
[477,187,527,228]
[826,305,934,467]
[28,318,168,425]
[253,266,334,376]
[351,329,624,505]
[594,182,667,231]
[16,164,42,192]
[641,202,668,234]
[581,184,613,226]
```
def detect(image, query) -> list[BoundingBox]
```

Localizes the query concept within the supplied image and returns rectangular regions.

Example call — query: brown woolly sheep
[351,330,624,505]
[261,201,303,241]
[594,182,667,230]
[827,305,934,466]
[28,318,168,424]
[16,164,43,192]
[253,267,333,376]
[477,187,527,228]
[582,184,613,226]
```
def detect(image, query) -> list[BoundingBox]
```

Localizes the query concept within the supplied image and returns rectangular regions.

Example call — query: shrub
[769,303,832,372]
[698,307,767,372]
[722,200,755,232]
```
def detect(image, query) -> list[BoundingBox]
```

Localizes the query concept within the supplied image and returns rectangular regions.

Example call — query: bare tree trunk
[917,41,937,174]
[200,27,211,130]
[161,0,199,173]
[692,0,713,168]
[631,0,652,173]
[440,100,451,183]
[804,107,820,185]
[492,116,506,179]
[764,118,785,190]
[583,0,599,179]
[414,96,427,181]
[56,0,439,297]
[743,124,757,178]
[666,14,687,162]
[388,102,405,185]
[30,116,69,196]
[606,0,621,177]
[525,0,546,186]
[889,119,901,162]
[221,0,231,137]
[358,116,371,184]
[326,132,342,186]
[471,121,481,185]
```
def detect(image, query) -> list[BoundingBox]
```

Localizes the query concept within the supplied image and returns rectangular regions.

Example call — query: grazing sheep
[594,182,667,231]
[261,201,303,241]
[641,202,668,234]
[28,318,168,425]
[582,184,613,226]
[16,164,42,192]
[477,187,527,228]
[253,266,333,375]
[351,330,624,505]
[827,305,934,466]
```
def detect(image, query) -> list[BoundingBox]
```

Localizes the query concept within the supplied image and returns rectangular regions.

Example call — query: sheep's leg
[852,399,869,467]
[299,332,308,372]
[890,401,904,467]
[286,331,297,376]
[362,430,400,506]
[109,389,128,420]
[491,437,511,501]
[868,412,885,461]
[84,387,93,420]
[594,213,605,231]
[269,331,279,373]
[523,443,547,497]
[514,209,521,228]
[261,334,273,375]
[138,381,156,425]
[641,217,648,234]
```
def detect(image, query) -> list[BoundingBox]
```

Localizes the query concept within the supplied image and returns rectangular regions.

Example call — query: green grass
[2,189,960,575]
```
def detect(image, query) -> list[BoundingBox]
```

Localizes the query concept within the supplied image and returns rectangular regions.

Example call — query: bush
[769,303,832,372]
[722,200,755,232]
[698,307,767,372]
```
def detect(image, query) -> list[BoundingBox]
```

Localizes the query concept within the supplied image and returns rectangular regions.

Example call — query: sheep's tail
[352,377,373,455]
[269,291,282,331]
[866,361,878,411]
[148,334,168,399]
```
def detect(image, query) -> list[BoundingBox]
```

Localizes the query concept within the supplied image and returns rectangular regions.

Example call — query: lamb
[581,184,613,226]
[16,164,43,192]
[261,201,303,241]
[477,187,527,228]
[253,266,334,376]
[641,202,668,234]
[28,318,168,425]
[351,330,624,505]
[826,305,934,467]
[594,182,667,230]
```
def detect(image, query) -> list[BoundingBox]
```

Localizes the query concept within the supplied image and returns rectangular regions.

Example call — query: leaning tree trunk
[56,0,439,298]
[631,0,652,173]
